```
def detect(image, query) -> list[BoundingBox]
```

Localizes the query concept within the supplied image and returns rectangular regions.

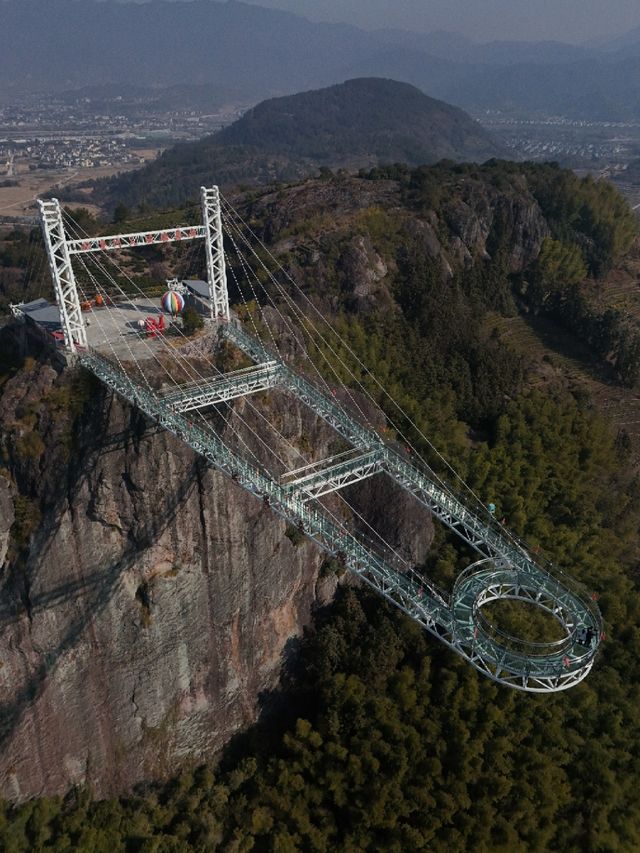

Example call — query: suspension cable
[63,210,421,580]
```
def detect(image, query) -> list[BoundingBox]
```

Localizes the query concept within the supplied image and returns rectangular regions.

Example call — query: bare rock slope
[0,328,433,801]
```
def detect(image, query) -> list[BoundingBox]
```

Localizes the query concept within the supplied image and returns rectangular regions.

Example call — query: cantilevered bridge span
[33,186,604,693]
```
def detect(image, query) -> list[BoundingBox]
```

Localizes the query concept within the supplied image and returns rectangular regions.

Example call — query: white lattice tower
[201,186,230,321]
[37,186,232,352]
[38,198,87,353]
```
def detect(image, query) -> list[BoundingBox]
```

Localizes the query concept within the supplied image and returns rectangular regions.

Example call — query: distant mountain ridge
[98,78,503,210]
[2,0,640,120]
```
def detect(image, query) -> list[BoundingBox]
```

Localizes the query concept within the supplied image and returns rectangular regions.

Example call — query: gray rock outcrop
[0,341,433,802]
[0,475,13,568]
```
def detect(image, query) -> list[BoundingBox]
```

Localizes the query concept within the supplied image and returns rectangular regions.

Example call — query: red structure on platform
[145,314,166,338]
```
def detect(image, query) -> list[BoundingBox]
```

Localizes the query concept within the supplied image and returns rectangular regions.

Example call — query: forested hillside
[2,162,640,849]
[93,79,501,211]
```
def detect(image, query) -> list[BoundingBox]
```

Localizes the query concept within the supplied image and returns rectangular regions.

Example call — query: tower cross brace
[38,186,230,351]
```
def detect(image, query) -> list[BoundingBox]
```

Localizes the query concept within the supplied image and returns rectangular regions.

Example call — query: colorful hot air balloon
[161,290,185,315]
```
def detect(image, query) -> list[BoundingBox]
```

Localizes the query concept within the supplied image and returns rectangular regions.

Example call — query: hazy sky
[246,0,640,43]
[121,0,640,42]
[117,0,640,44]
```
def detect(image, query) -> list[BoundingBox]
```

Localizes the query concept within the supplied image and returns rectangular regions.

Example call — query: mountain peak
[101,78,502,210]
[217,77,501,163]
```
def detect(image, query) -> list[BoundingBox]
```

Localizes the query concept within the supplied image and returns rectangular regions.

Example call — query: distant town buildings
[478,112,640,167]
[0,92,250,174]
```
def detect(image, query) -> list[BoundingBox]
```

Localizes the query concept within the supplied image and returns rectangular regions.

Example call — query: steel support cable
[61,213,409,575]
[219,196,587,581]
[73,249,199,406]
[223,231,355,422]
[224,227,373,434]
[222,236,434,574]
[222,237,427,571]
[219,195,503,521]
[67,227,153,388]
[222,211,380,437]
[69,230,159,394]
[73,254,156,395]
[222,216,385,453]
[22,227,44,298]
[220,202,453,473]
[222,232,444,577]
[63,214,281,480]
[60,216,600,687]
[221,213,542,584]
[220,207,477,544]
[224,249,416,570]
[220,199,478,508]
[224,243,286,363]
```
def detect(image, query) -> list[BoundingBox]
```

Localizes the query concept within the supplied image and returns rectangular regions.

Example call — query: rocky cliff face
[0,324,434,802]
[242,174,549,314]
[0,475,13,569]
[0,170,551,802]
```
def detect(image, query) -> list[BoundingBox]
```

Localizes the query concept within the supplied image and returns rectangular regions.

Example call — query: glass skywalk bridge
[37,186,604,694]
[79,320,603,693]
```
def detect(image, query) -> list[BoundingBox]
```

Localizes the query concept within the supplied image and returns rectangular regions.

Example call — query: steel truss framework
[161,362,282,412]
[38,199,88,353]
[37,189,604,693]
[282,449,384,501]
[201,186,231,321]
[39,187,229,350]
[67,226,207,255]
[81,342,602,693]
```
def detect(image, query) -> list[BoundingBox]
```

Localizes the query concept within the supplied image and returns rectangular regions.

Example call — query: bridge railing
[382,446,604,632]
[79,346,601,689]
[223,321,603,639]
[453,561,601,667]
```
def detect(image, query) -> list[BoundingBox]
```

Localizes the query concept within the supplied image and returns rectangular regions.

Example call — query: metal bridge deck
[36,185,603,694]
[79,324,603,693]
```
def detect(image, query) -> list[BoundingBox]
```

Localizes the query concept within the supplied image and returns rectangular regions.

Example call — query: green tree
[113,203,130,225]
[181,306,204,336]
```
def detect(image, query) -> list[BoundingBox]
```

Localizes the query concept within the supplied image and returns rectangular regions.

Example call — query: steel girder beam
[162,362,282,412]
[38,198,87,353]
[79,348,602,692]
[67,226,206,255]
[282,449,383,500]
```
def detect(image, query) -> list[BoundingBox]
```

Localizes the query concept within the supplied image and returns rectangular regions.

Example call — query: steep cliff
[0,475,13,569]
[0,323,433,801]
[0,164,608,803]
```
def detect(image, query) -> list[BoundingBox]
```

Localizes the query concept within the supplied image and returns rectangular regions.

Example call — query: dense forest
[2,386,640,850]
[2,161,640,849]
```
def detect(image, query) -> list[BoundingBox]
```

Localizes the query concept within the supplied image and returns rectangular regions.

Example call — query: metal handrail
[80,342,604,691]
